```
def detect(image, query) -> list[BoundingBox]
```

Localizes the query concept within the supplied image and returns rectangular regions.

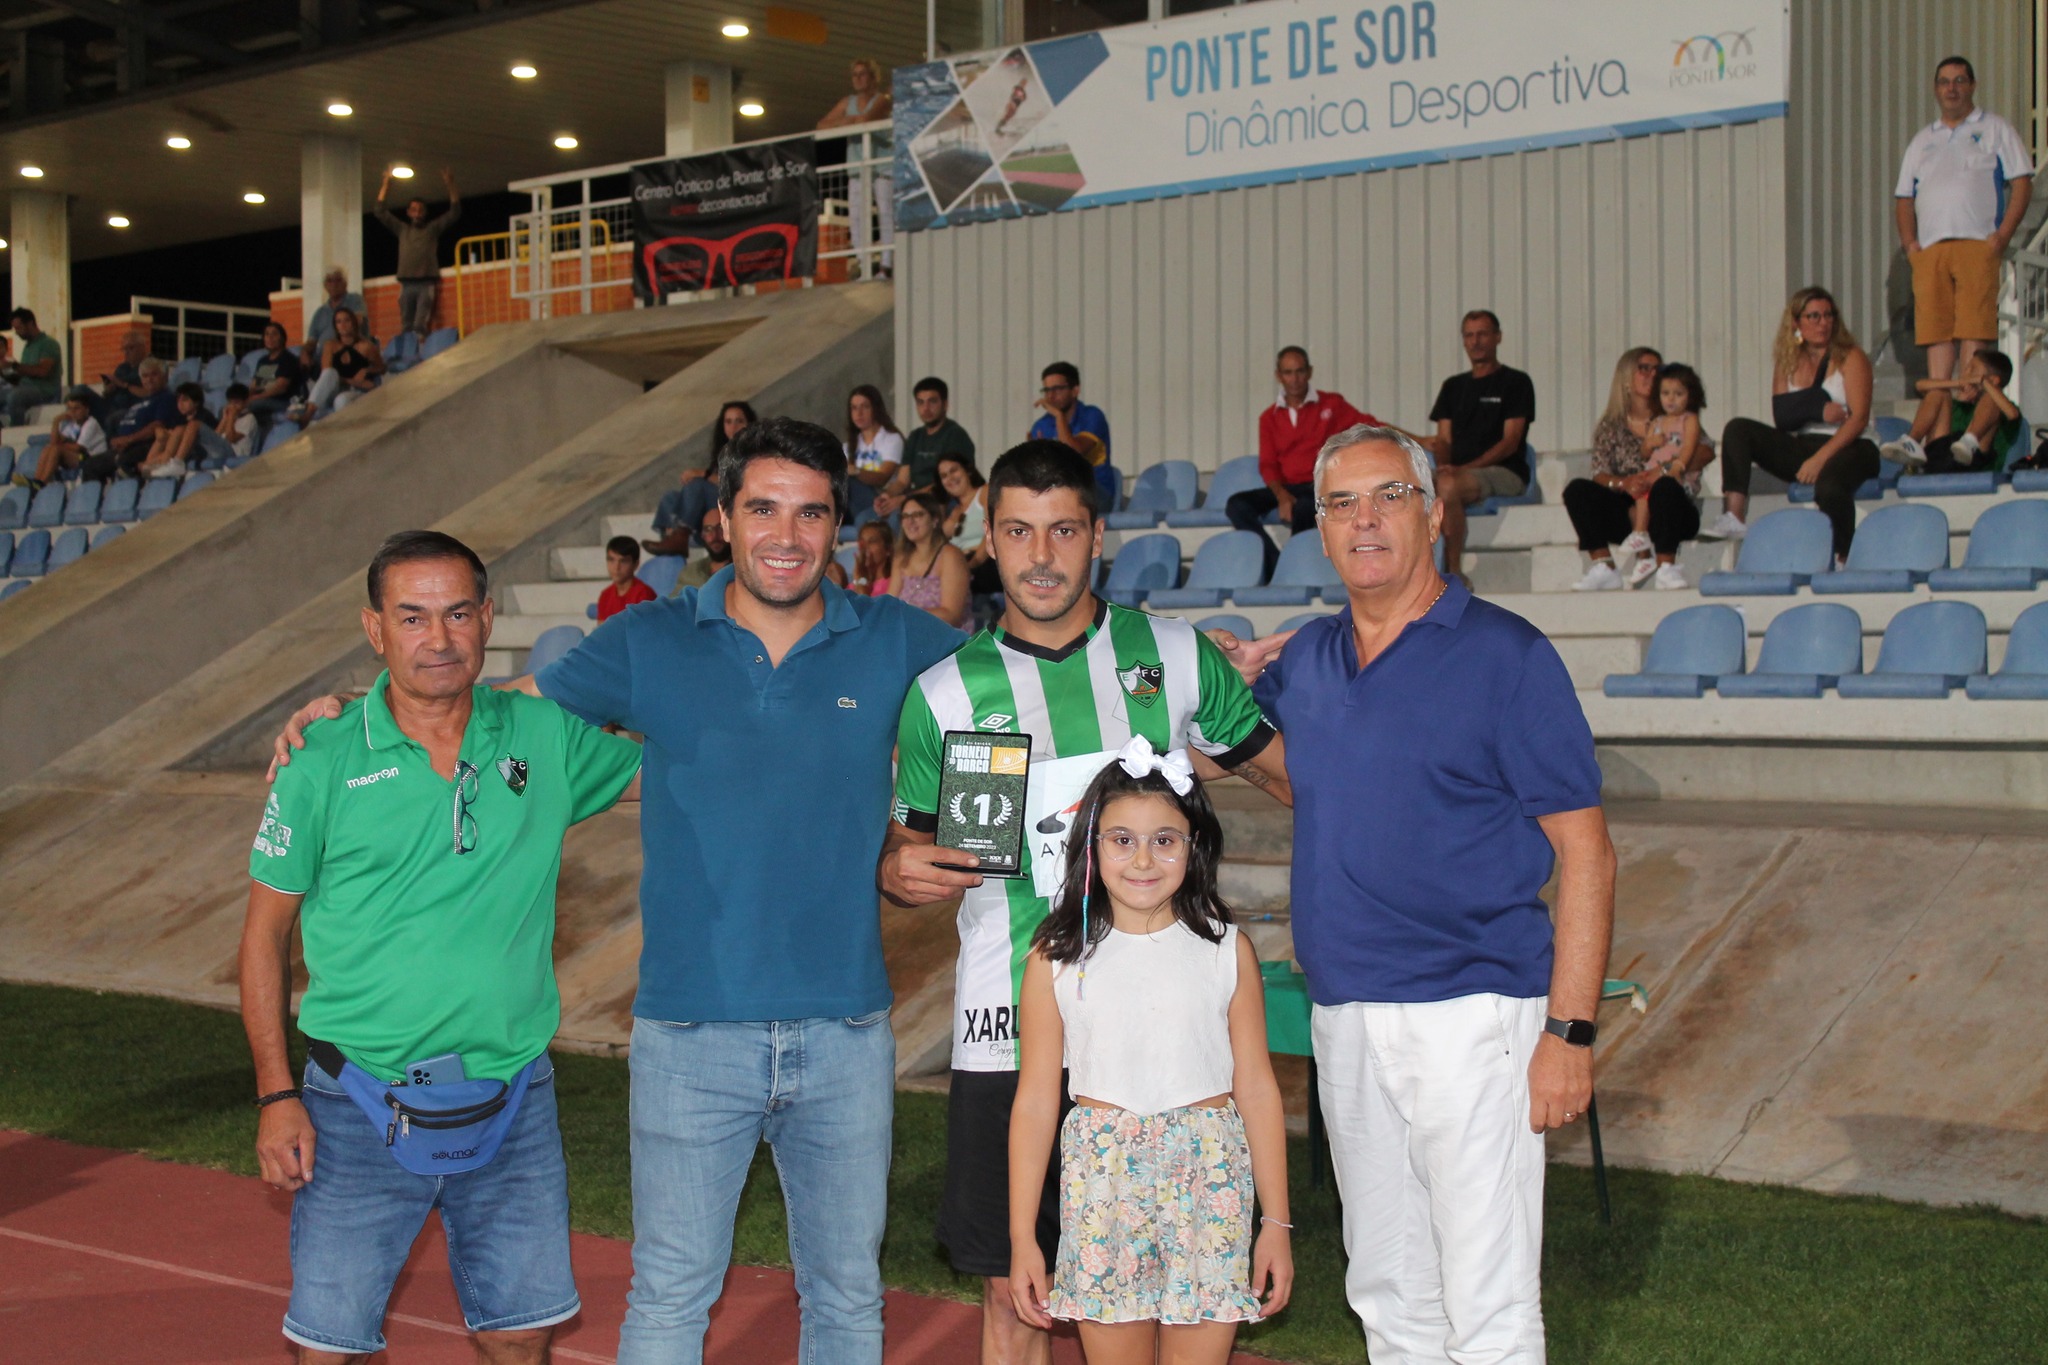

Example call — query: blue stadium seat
[1715,602,1863,697]
[0,530,11,575]
[1602,605,1747,698]
[201,353,236,388]
[47,526,88,571]
[833,546,857,576]
[63,480,101,526]
[2010,468,2048,494]
[0,445,13,482]
[1165,456,1264,528]
[525,624,585,673]
[384,331,422,373]
[421,327,461,359]
[1897,470,1999,498]
[0,485,28,530]
[11,528,49,576]
[1810,503,1948,594]
[25,481,64,528]
[1698,508,1833,596]
[1836,601,1985,698]
[99,478,140,524]
[169,356,202,386]
[1927,500,2048,592]
[1150,530,1266,609]
[236,347,266,383]
[1467,452,1543,516]
[1277,611,1331,633]
[1786,474,1885,504]
[1102,532,1182,607]
[1965,601,2048,700]
[1193,613,1255,640]
[90,525,124,550]
[0,577,26,600]
[136,478,177,520]
[637,554,686,598]
[260,418,301,454]
[176,471,214,500]
[1095,463,1120,514]
[1235,530,1338,606]
[1105,460,1198,530]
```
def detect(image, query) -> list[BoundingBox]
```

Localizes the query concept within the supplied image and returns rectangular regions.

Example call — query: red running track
[0,1132,1279,1363]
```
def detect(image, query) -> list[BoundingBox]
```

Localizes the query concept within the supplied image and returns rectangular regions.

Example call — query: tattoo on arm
[1231,760,1276,792]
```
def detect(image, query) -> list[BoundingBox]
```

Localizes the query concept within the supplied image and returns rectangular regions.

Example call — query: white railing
[1997,212,2048,422]
[131,295,273,366]
[503,121,893,319]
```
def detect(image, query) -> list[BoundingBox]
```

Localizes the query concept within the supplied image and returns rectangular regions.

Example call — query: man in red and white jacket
[1229,346,1379,576]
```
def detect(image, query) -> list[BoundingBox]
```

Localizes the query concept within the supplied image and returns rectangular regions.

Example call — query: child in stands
[596,535,656,622]
[1883,349,2023,473]
[1009,740,1292,1364]
[1619,363,1710,585]
[23,388,108,488]
[849,519,893,596]
[138,382,210,478]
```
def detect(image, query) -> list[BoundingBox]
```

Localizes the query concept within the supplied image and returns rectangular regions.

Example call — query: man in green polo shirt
[239,529,641,1362]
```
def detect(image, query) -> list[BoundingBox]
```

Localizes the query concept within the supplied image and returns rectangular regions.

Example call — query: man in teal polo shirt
[241,529,641,1362]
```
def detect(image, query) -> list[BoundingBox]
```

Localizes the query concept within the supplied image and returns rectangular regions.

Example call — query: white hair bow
[1115,735,1194,796]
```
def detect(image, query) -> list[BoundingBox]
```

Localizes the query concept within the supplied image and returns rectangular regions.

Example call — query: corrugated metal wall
[898,119,1788,469]
[1786,0,2035,356]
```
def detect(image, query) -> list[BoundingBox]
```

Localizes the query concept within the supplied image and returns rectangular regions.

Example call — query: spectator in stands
[376,166,463,338]
[597,536,658,622]
[889,491,970,629]
[1422,310,1536,583]
[645,401,756,558]
[247,322,305,420]
[1883,347,2023,473]
[818,58,895,279]
[1567,352,1715,592]
[849,520,894,596]
[137,382,210,478]
[98,331,153,426]
[192,383,258,468]
[0,307,63,426]
[938,452,997,595]
[1895,56,2034,383]
[1030,361,1111,466]
[301,266,368,372]
[21,388,108,489]
[96,359,177,479]
[877,376,974,518]
[309,307,385,417]
[1714,286,1880,563]
[673,506,734,593]
[845,384,904,524]
[1233,345,1379,577]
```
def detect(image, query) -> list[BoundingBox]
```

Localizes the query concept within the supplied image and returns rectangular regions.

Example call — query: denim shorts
[283,1052,578,1354]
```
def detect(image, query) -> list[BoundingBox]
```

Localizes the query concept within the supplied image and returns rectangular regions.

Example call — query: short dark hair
[1935,55,1975,82]
[987,439,1100,521]
[1655,362,1707,413]
[175,381,205,405]
[1977,348,2014,386]
[1277,345,1310,366]
[716,415,848,521]
[263,320,287,342]
[10,307,34,327]
[225,382,250,401]
[605,534,641,563]
[65,386,96,406]
[1461,309,1502,332]
[366,530,489,610]
[1041,361,1080,389]
[912,375,949,402]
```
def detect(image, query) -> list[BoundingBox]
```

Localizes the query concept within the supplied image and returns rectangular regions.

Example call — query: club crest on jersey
[1117,661,1163,708]
[497,756,528,796]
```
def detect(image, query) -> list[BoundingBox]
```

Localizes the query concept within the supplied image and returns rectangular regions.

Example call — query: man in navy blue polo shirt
[534,417,965,1365]
[1255,424,1614,1363]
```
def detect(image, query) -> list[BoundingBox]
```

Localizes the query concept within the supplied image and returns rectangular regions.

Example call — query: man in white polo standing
[1895,54,2033,383]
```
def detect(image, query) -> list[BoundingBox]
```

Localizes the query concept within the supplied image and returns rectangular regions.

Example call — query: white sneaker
[1620,531,1654,557]
[1653,562,1688,590]
[1626,555,1660,588]
[1881,435,1927,468]
[1573,560,1623,592]
[1703,511,1747,541]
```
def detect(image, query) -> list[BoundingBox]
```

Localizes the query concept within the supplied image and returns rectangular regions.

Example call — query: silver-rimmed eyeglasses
[1316,482,1428,520]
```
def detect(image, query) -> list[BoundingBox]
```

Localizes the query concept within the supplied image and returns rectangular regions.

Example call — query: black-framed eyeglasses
[1039,384,1072,395]
[1316,482,1427,520]
[452,760,479,855]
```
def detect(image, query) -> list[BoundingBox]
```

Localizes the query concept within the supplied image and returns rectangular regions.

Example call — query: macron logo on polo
[345,766,402,790]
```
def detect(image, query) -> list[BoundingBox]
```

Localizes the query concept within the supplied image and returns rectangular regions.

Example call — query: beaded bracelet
[254,1088,303,1108]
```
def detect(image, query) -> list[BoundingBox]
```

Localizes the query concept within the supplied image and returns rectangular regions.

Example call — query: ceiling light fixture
[553,134,579,149]
[20,165,43,178]
[244,191,267,204]
[0,239,10,250]
[327,101,353,117]
[390,164,416,178]
[721,21,750,37]
[166,135,192,150]
[108,215,131,228]
[739,101,765,117]
[511,63,537,79]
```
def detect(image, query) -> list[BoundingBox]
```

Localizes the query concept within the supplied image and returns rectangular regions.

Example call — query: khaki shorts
[1912,236,2000,345]
[1467,465,1528,501]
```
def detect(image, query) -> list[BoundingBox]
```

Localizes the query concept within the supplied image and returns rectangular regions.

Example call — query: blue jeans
[284,1053,578,1354]
[618,1011,895,1365]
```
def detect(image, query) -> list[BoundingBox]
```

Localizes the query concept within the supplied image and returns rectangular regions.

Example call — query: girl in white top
[845,384,904,522]
[1010,738,1292,1361]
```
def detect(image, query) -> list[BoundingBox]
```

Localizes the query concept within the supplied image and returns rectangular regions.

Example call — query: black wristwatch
[1544,1016,1597,1047]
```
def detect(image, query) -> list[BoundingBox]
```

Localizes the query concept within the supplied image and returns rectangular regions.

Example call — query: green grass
[3,982,2043,1362]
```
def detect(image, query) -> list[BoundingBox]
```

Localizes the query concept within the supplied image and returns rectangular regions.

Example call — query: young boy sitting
[1882,350,2023,473]
[595,534,657,622]
[21,388,109,489]
[138,382,211,478]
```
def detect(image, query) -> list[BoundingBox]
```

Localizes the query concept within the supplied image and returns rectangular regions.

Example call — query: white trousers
[1313,994,1548,1365]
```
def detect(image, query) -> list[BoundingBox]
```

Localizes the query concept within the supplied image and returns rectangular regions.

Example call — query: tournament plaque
[937,730,1031,878]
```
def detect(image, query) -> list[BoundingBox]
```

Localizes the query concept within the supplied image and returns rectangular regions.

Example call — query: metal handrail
[129,295,272,367]
[452,219,618,335]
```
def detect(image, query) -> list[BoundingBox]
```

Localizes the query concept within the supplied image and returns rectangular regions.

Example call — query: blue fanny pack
[309,1038,535,1176]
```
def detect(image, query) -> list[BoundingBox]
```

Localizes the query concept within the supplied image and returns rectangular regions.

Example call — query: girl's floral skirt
[1049,1100,1261,1325]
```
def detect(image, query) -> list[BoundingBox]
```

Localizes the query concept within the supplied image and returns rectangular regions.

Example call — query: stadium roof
[3,0,966,260]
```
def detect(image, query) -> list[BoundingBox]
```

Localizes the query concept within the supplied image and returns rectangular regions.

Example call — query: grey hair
[137,356,167,377]
[1312,423,1436,513]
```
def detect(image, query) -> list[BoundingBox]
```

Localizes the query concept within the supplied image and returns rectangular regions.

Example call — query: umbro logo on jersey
[979,713,1014,730]
[1116,662,1163,708]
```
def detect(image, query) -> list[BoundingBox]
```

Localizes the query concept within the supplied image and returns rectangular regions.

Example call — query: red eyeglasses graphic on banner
[641,222,803,293]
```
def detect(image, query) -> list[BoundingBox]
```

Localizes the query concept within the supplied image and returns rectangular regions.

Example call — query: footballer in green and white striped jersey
[893,599,1274,1072]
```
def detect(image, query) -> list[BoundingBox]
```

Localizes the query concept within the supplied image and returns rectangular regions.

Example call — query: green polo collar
[361,670,506,761]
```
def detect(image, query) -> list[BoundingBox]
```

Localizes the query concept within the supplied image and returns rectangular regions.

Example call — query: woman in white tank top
[1008,738,1293,1360]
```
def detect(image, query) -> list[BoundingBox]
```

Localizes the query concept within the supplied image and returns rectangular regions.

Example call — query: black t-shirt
[1429,365,1536,481]
[252,348,305,398]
